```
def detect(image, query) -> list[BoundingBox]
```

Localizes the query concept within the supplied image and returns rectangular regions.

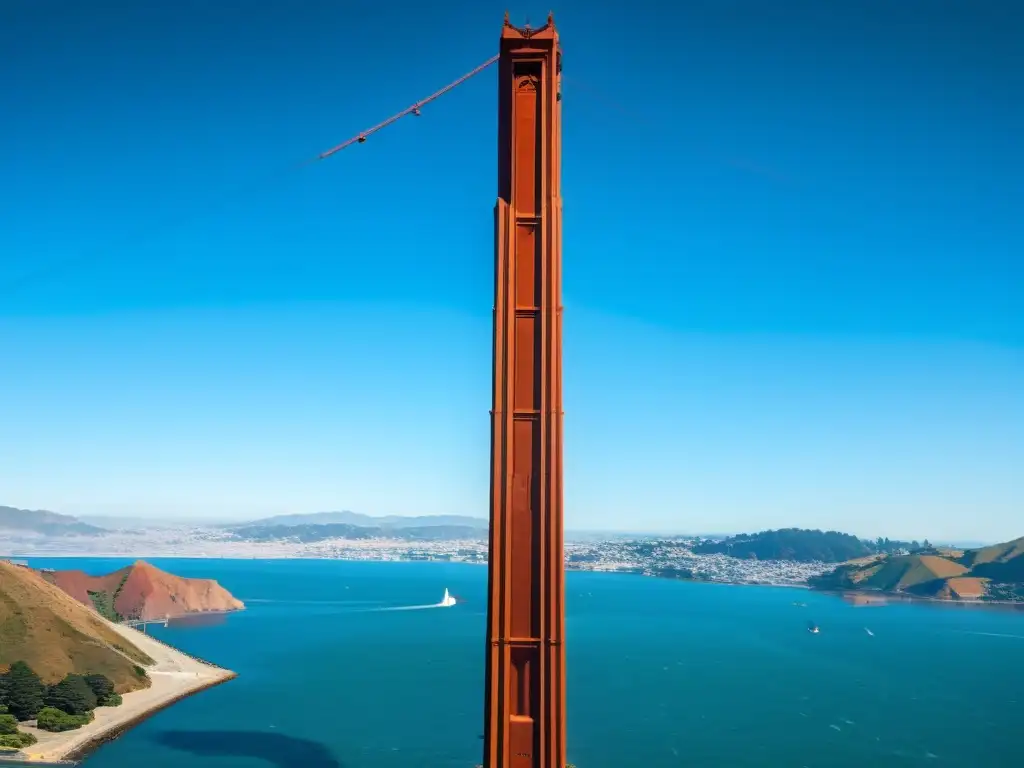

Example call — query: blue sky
[1,1,1021,542]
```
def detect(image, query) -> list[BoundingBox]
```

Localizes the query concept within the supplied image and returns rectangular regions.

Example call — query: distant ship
[807,621,820,634]
[864,627,874,636]
[440,588,457,608]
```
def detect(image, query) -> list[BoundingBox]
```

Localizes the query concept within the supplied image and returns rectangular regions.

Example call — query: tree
[35,706,91,733]
[45,675,97,716]
[3,662,45,721]
[0,714,17,735]
[0,731,36,749]
[84,674,115,701]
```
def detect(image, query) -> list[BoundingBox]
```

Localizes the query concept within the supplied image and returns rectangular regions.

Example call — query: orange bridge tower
[483,12,566,768]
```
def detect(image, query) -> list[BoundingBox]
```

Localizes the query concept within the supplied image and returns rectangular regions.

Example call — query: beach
[15,621,235,763]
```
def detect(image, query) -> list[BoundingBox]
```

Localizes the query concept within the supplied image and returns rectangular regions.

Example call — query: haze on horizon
[1,1,1021,545]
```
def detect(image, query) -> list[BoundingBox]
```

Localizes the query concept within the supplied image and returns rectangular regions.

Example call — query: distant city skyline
[2,1,1021,543]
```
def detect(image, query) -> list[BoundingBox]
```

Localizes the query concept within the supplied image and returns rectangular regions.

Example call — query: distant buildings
[1,530,838,588]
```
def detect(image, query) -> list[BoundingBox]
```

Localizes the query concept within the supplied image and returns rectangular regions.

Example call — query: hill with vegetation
[692,528,933,563]
[694,529,868,563]
[0,560,153,694]
[39,560,245,622]
[0,506,103,537]
[809,535,1024,602]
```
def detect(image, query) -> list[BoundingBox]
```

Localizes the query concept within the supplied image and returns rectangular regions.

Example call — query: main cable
[317,55,499,161]
[0,55,500,296]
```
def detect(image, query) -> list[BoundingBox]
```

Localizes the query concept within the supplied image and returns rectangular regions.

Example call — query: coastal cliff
[1,558,237,762]
[0,560,153,692]
[39,560,245,622]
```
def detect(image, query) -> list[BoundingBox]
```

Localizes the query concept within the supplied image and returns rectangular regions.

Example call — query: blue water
[23,558,1023,768]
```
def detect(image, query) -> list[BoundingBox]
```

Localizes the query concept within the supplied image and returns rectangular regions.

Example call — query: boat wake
[375,604,446,612]
[243,598,383,606]
[374,589,459,612]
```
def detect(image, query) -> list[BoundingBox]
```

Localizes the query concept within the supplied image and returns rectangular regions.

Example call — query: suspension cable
[0,56,501,296]
[316,55,499,161]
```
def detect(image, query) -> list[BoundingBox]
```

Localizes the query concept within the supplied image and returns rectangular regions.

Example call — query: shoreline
[62,673,236,763]
[596,568,1024,608]
[15,622,237,764]
[811,586,1024,609]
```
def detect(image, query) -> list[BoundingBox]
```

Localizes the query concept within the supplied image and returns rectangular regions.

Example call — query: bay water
[23,558,1023,767]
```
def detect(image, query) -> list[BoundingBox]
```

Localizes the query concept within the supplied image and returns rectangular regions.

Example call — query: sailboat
[440,588,457,607]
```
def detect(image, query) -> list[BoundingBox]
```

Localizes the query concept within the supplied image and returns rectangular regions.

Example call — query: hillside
[0,506,103,537]
[957,536,1024,583]
[692,528,874,563]
[0,560,153,693]
[237,511,489,530]
[40,561,245,622]
[810,535,1024,602]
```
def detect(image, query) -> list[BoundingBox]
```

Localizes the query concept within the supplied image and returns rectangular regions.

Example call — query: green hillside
[692,528,873,563]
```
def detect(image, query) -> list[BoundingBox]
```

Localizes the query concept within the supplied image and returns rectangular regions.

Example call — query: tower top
[501,10,557,40]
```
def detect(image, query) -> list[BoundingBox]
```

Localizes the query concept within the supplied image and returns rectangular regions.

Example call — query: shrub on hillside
[35,707,93,732]
[98,693,123,707]
[45,674,97,716]
[84,674,115,700]
[0,714,18,735]
[0,731,37,749]
[2,662,45,721]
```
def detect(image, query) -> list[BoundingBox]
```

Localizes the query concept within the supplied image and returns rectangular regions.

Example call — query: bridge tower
[483,12,566,768]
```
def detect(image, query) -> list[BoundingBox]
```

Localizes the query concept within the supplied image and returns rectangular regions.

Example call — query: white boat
[440,588,457,607]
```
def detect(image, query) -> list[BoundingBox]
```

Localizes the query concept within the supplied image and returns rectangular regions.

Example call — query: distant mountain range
[235,511,489,530]
[0,506,490,538]
[0,505,1011,561]
[0,506,103,537]
[76,515,237,530]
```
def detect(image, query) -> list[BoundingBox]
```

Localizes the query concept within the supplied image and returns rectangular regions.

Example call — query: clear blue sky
[1,1,1021,542]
